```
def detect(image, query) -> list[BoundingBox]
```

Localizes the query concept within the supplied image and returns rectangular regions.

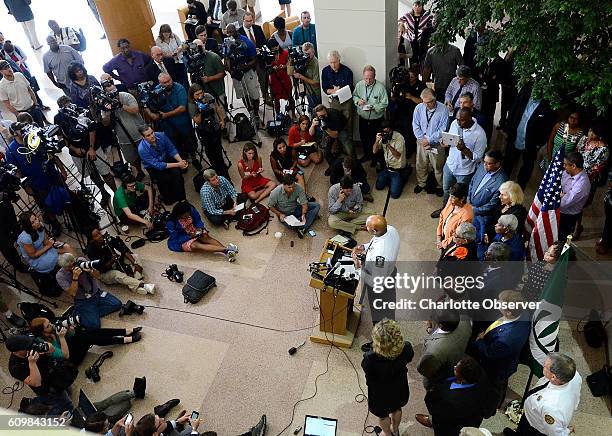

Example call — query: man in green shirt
[269,174,321,238]
[112,174,154,228]
[353,65,389,167]
[190,39,227,104]
[288,42,321,108]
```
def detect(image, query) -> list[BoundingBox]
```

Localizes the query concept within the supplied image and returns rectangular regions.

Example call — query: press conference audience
[271,16,292,51]
[546,110,586,164]
[200,168,240,228]
[103,38,151,90]
[270,137,306,192]
[155,24,189,89]
[436,183,473,250]
[423,42,464,102]
[559,152,591,242]
[288,114,321,166]
[43,35,83,92]
[329,156,372,201]
[194,24,220,54]
[137,125,188,205]
[321,50,354,134]
[292,11,317,53]
[113,174,154,228]
[268,174,320,239]
[221,1,246,32]
[0,59,46,126]
[56,252,123,330]
[445,65,482,112]
[166,201,239,261]
[492,181,527,239]
[66,61,99,108]
[521,241,564,302]
[328,176,368,235]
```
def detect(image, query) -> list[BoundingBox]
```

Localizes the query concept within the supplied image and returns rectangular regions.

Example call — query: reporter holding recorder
[56,253,122,330]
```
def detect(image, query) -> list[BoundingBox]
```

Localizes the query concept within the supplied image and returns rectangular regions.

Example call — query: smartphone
[125,413,133,426]
[308,230,316,237]
[53,241,66,249]
[190,411,199,421]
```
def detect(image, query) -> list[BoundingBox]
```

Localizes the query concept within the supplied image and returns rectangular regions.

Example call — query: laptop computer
[71,389,97,428]
[304,415,338,436]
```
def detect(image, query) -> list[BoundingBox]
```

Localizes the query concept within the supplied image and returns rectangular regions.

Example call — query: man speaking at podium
[351,215,400,352]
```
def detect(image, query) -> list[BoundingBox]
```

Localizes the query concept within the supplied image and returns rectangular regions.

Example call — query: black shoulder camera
[221,37,249,80]
[137,82,167,113]
[288,46,309,75]
[90,85,122,111]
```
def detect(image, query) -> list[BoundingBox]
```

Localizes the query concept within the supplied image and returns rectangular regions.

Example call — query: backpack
[235,202,271,236]
[193,171,205,193]
[144,211,170,242]
[234,113,255,141]
[76,28,87,51]
[182,270,216,304]
[18,302,56,323]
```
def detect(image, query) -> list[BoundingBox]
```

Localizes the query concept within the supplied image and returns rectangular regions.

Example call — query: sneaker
[227,243,239,253]
[363,193,374,202]
[226,250,237,262]
[297,229,305,239]
[130,332,142,342]
[435,187,444,197]
[143,283,156,294]
[135,287,148,295]
[251,415,266,436]
[223,220,230,230]
[430,208,442,218]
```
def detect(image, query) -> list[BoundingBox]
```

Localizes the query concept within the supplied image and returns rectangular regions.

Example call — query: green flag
[527,244,570,377]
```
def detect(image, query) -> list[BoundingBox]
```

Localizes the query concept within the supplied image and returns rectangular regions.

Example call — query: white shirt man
[0,69,35,112]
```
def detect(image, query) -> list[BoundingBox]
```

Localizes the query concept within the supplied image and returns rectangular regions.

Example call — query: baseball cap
[5,335,34,352]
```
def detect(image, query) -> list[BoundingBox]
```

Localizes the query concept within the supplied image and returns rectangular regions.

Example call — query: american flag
[525,147,565,260]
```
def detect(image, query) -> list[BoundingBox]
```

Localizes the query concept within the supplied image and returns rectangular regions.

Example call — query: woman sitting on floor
[287,115,322,167]
[166,201,239,262]
[238,142,277,204]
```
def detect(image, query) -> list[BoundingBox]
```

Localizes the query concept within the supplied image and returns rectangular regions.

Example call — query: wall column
[96,0,156,55]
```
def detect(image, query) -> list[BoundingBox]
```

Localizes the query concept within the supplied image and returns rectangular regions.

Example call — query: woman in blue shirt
[492,214,525,261]
[17,212,72,274]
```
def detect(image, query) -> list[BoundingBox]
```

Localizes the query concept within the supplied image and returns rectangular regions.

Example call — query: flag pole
[521,371,534,407]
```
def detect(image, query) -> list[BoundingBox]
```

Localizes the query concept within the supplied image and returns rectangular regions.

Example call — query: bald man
[143,73,195,157]
[352,215,400,351]
[145,46,172,84]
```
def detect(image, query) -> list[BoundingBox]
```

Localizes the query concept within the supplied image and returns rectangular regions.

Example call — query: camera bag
[182,270,216,304]
[18,302,56,323]
[235,202,271,236]
[234,113,255,141]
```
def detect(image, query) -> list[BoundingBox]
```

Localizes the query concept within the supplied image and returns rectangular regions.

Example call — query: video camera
[221,37,249,80]
[389,66,410,99]
[90,85,122,111]
[58,104,97,141]
[0,163,23,201]
[288,46,309,75]
[194,99,218,132]
[182,41,208,76]
[14,122,65,160]
[137,82,167,113]
[258,45,275,72]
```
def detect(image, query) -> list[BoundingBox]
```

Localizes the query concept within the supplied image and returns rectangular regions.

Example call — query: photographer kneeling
[113,174,155,229]
[6,335,75,415]
[374,122,410,199]
[188,83,230,178]
[56,253,122,330]
[29,317,141,366]
[86,227,156,296]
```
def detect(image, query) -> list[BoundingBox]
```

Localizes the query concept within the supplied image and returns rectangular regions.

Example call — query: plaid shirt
[200,176,237,215]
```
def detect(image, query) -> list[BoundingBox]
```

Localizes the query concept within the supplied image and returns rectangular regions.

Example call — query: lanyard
[425,107,437,129]
[365,83,375,101]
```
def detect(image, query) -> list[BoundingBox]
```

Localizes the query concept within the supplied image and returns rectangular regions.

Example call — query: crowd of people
[0,0,608,435]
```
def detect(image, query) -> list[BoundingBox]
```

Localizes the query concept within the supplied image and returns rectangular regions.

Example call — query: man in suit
[145,46,183,87]
[467,150,508,260]
[239,12,268,99]
[473,290,530,415]
[418,309,471,390]
[503,84,556,189]
[416,356,494,435]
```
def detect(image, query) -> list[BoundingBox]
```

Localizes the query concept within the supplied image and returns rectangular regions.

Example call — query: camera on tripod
[0,163,23,201]
[221,37,249,80]
[58,104,97,141]
[257,45,275,72]
[182,42,207,77]
[90,85,122,111]
[137,82,167,113]
[17,122,65,157]
[389,66,410,100]
[288,46,309,75]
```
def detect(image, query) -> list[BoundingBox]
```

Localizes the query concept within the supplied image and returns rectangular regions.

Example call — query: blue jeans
[74,291,122,330]
[283,202,320,232]
[442,164,474,205]
[376,168,407,199]
[32,389,73,415]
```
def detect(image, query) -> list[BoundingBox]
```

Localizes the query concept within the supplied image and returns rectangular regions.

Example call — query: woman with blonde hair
[491,180,527,238]
[361,319,414,436]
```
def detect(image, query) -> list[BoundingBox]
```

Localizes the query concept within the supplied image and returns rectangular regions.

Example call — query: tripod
[227,70,263,146]
[261,65,295,131]
[291,73,317,116]
[0,261,58,308]
[193,122,232,180]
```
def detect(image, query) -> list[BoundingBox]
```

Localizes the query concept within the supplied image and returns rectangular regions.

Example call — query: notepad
[302,141,317,147]
[234,202,245,212]
[283,215,302,227]
[334,85,353,104]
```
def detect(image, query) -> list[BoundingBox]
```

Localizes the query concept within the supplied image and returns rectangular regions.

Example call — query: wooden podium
[308,239,361,348]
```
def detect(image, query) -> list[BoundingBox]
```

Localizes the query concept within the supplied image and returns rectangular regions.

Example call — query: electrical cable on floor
[3,381,24,409]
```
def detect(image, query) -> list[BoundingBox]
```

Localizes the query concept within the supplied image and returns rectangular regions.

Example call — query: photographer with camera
[288,42,321,108]
[54,95,117,203]
[56,252,123,330]
[137,125,188,205]
[224,24,262,126]
[5,121,65,236]
[113,174,155,228]
[86,227,156,296]
[353,65,389,167]
[0,60,46,126]
[187,83,230,178]
[389,65,425,155]
[194,24,220,54]
[310,104,351,170]
[144,73,196,158]
[373,121,410,199]
[6,334,75,415]
[98,74,147,180]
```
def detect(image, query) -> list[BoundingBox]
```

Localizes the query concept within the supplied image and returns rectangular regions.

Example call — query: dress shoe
[503,428,518,436]
[154,398,180,418]
[415,413,432,428]
[572,224,584,240]
[7,312,26,328]
[250,414,266,436]
[130,332,142,342]
[361,341,373,352]
[175,409,187,420]
[363,193,374,202]
[430,208,442,218]
[414,185,425,194]
[133,376,146,399]
[435,187,444,197]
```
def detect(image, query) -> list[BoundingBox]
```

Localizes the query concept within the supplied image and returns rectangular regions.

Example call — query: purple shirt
[56,257,101,300]
[560,170,591,215]
[103,50,152,88]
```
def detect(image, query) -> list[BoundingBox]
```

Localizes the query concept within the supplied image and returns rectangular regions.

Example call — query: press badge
[375,256,385,267]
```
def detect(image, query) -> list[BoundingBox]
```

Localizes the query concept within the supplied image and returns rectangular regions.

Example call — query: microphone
[288,341,306,355]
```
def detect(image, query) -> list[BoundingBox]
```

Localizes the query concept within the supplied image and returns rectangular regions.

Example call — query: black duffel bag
[182,270,216,304]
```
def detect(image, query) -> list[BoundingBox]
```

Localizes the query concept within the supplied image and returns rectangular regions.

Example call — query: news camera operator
[4,121,65,236]
[98,74,147,180]
[6,334,75,415]
[389,66,425,155]
[28,316,142,366]
[54,95,117,203]
[144,73,196,158]
[373,121,410,199]
[310,104,352,171]
[224,24,262,127]
[86,227,156,296]
[287,42,321,108]
[187,82,230,178]
[56,252,122,330]
[183,38,227,114]
[0,159,29,273]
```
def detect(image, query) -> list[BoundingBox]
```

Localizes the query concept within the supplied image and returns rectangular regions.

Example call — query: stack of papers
[283,215,302,227]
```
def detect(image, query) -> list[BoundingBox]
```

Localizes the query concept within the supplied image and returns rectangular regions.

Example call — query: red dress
[239,158,271,193]
[269,50,292,100]
[288,125,315,147]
